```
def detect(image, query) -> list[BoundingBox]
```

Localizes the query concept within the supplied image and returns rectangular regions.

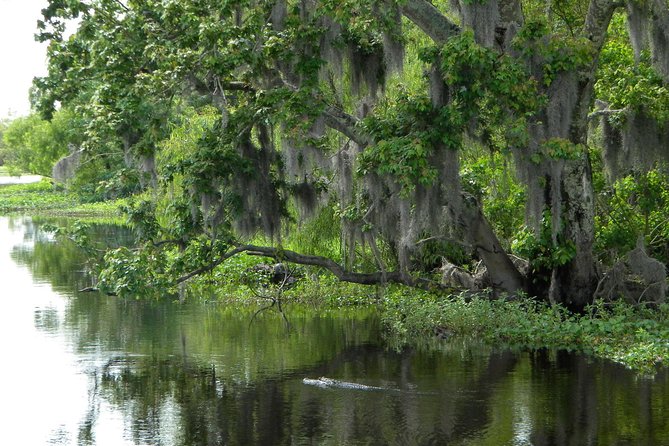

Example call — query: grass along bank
[125,224,668,375]
[380,288,669,375]
[184,254,668,375]
[0,180,126,217]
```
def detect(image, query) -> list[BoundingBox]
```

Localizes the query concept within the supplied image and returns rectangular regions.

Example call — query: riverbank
[378,288,669,375]
[0,166,41,183]
[2,181,668,375]
[0,179,125,217]
[0,173,44,185]
[197,265,669,375]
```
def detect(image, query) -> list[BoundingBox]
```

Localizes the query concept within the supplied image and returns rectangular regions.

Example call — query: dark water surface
[1,216,668,445]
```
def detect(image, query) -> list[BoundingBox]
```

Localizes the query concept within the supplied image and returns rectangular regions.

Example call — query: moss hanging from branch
[600,109,669,181]
[454,0,501,48]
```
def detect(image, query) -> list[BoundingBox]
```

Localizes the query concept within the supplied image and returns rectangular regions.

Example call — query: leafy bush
[381,289,669,374]
[461,151,526,247]
[596,168,669,263]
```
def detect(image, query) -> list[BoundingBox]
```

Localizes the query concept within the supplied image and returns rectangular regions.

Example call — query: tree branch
[218,81,255,92]
[174,243,447,291]
[322,106,369,147]
[175,245,249,284]
[187,72,368,146]
[401,0,460,45]
[587,108,625,121]
[584,0,621,50]
[244,244,408,285]
[112,0,130,12]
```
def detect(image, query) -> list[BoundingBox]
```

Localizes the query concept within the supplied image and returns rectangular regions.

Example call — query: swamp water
[0,216,668,445]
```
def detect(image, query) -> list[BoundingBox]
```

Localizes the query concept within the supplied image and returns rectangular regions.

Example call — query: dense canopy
[25,0,669,307]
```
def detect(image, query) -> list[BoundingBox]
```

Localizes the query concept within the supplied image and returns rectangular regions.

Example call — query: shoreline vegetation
[0,176,125,218]
[1,180,667,375]
[202,266,669,376]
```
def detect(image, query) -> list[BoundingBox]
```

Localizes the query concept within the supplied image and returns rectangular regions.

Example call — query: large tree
[34,0,669,306]
[1,109,84,176]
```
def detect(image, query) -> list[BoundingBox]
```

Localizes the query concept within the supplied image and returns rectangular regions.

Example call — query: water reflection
[2,216,669,445]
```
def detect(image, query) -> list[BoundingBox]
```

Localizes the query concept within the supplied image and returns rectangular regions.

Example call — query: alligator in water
[302,377,393,391]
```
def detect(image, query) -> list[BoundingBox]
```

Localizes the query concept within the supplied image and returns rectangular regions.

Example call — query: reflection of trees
[91,356,327,445]
[10,217,134,294]
[8,217,669,444]
[33,307,60,332]
[527,351,669,446]
[94,346,669,446]
[86,346,548,445]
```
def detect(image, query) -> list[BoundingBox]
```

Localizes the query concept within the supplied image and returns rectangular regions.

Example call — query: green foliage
[95,168,143,199]
[595,14,669,123]
[439,31,543,147]
[461,151,526,245]
[442,31,541,111]
[596,168,669,263]
[179,118,253,193]
[287,273,380,307]
[191,255,379,308]
[0,109,84,176]
[512,19,595,86]
[415,236,470,271]
[359,89,444,194]
[0,180,125,216]
[98,246,172,298]
[285,204,342,260]
[381,290,669,374]
[157,106,219,176]
[66,153,132,202]
[512,211,576,282]
[0,180,75,213]
[359,31,542,195]
[120,198,161,241]
[0,120,8,166]
[536,138,585,161]
[98,230,234,300]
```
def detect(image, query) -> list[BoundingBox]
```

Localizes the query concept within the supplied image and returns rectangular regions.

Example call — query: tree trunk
[553,156,598,308]
[460,195,525,294]
[550,0,618,307]
[428,60,524,295]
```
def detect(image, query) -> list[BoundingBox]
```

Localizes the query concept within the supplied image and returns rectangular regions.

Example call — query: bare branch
[219,81,255,92]
[152,239,184,248]
[243,244,408,285]
[584,0,622,50]
[175,245,249,284]
[112,0,130,12]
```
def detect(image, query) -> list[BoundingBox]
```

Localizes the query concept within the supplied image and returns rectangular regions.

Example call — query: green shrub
[381,289,669,374]
[596,168,669,264]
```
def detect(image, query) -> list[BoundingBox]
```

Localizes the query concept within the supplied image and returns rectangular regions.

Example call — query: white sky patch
[0,0,48,119]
